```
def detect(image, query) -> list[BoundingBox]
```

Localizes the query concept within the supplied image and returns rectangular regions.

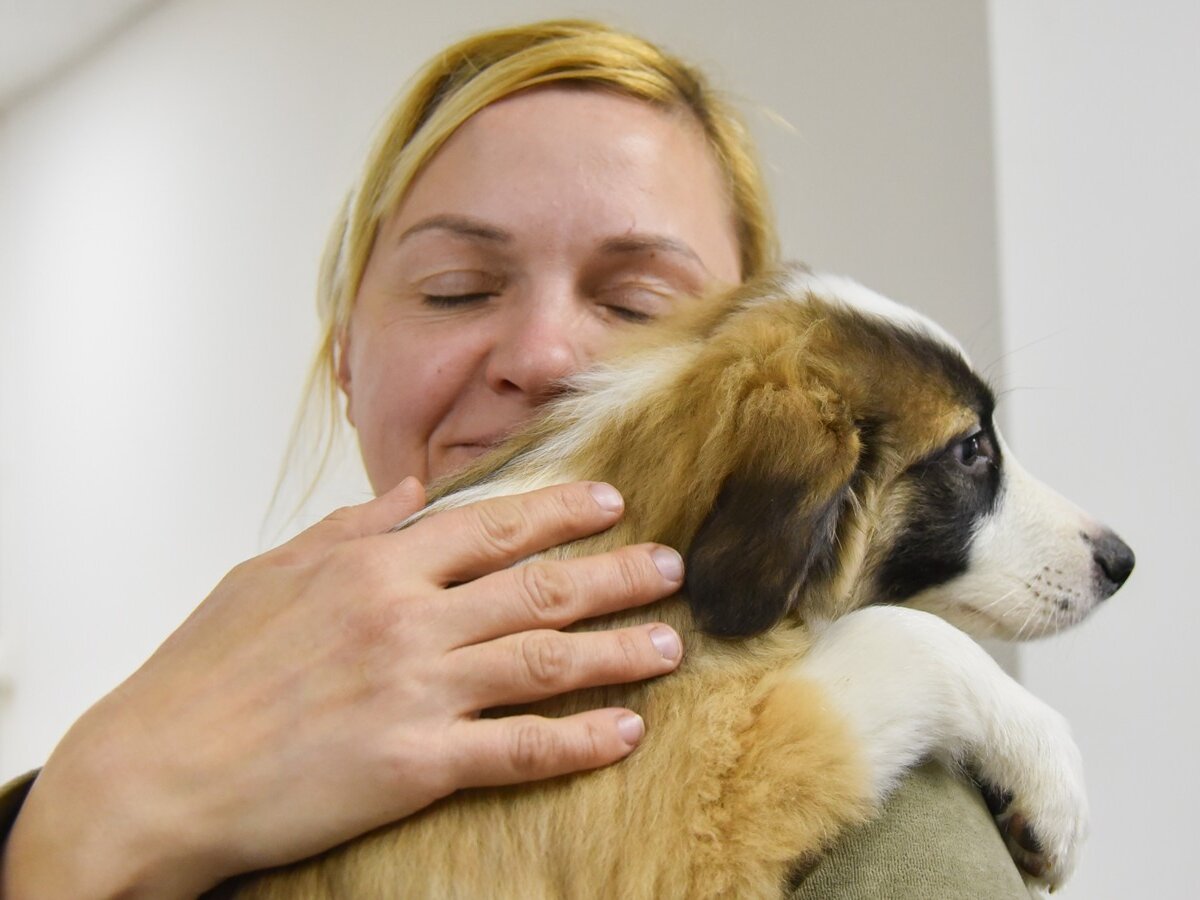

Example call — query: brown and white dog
[228,268,1133,899]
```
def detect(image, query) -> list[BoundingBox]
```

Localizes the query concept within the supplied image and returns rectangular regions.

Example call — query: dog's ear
[685,471,853,637]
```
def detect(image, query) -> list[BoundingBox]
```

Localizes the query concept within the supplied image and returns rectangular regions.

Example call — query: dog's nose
[1085,530,1135,596]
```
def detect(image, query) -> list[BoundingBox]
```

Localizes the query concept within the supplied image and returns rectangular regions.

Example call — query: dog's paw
[979,784,1067,889]
[974,705,1088,891]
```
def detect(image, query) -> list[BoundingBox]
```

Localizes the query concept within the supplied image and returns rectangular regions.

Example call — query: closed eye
[605,305,654,324]
[423,293,495,309]
[416,267,506,310]
[596,283,672,324]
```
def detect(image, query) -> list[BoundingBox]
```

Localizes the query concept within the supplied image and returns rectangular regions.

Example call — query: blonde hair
[280,19,780,516]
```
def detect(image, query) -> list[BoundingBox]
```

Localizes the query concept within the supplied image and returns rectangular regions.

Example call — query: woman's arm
[0,479,686,899]
[790,763,1029,900]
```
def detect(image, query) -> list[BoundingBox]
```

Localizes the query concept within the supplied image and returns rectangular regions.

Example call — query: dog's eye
[952,430,996,473]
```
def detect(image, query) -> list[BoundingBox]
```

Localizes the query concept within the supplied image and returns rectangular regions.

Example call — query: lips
[436,423,521,480]
[441,432,513,472]
[454,433,507,451]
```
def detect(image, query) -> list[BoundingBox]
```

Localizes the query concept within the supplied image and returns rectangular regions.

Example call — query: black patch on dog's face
[875,417,1003,602]
[833,308,1006,604]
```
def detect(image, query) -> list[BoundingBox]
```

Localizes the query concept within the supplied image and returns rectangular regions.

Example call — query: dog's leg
[798,605,1085,891]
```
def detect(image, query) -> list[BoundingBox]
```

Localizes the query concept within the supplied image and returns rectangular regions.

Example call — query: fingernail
[651,547,684,583]
[617,712,645,746]
[649,625,682,662]
[589,482,624,513]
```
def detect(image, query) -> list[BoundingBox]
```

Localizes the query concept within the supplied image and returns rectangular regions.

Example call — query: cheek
[348,329,474,489]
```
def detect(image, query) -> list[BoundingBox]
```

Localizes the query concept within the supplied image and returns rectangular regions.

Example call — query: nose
[1085,529,1135,597]
[485,295,584,400]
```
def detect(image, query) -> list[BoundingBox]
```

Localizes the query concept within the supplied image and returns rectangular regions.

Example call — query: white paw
[973,702,1088,890]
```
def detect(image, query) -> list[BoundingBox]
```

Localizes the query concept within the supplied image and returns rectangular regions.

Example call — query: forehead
[461,84,701,147]
[381,85,739,279]
[421,86,704,194]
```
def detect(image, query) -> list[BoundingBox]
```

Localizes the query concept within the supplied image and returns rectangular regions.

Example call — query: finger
[291,477,427,553]
[449,623,683,709]
[405,482,626,583]
[449,708,647,789]
[444,544,684,645]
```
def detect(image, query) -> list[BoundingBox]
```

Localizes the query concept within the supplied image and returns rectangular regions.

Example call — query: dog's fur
[226,269,1132,899]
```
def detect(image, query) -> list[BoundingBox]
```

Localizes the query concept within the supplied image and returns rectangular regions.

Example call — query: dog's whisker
[973,584,1025,613]
[1015,600,1048,642]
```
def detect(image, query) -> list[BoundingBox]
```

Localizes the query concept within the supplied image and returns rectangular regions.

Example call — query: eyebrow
[395,215,711,275]
[598,234,708,273]
[396,214,513,245]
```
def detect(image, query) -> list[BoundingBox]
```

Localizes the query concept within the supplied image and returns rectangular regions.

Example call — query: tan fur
[231,629,869,900]
[224,272,987,899]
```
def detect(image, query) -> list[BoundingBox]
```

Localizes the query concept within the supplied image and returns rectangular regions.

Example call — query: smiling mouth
[452,434,510,455]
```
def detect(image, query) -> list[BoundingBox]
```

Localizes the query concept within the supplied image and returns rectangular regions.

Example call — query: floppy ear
[685,471,853,637]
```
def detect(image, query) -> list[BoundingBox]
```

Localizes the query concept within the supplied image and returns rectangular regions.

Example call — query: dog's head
[677,269,1134,641]
[424,267,1134,642]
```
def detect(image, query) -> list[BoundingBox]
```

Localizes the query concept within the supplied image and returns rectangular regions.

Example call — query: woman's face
[341,86,742,493]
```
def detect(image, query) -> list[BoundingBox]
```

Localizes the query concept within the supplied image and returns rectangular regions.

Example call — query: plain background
[0,1,1195,896]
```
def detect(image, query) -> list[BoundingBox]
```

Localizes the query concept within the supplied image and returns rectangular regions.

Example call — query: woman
[1,20,1026,898]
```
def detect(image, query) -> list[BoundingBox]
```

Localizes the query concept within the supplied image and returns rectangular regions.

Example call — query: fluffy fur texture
[224,268,1132,899]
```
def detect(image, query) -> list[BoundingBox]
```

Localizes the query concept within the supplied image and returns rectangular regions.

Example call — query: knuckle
[380,735,452,801]
[317,505,361,541]
[554,484,594,522]
[261,545,304,569]
[613,551,650,598]
[473,500,528,556]
[580,718,609,762]
[377,739,416,787]
[325,503,358,525]
[510,721,558,775]
[517,562,575,620]
[519,633,573,689]
[259,534,319,570]
[613,630,644,671]
[222,557,258,583]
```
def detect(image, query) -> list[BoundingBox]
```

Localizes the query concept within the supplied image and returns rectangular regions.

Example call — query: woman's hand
[1,479,685,899]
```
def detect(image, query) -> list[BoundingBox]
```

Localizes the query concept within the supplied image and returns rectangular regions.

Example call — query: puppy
[226,268,1133,899]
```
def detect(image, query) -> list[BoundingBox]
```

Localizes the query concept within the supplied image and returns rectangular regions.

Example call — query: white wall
[988,2,1200,897]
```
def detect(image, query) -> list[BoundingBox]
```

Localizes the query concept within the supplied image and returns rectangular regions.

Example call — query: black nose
[1086,530,1135,595]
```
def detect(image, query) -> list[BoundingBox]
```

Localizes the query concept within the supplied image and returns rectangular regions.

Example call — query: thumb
[375,475,428,527]
[302,476,427,549]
